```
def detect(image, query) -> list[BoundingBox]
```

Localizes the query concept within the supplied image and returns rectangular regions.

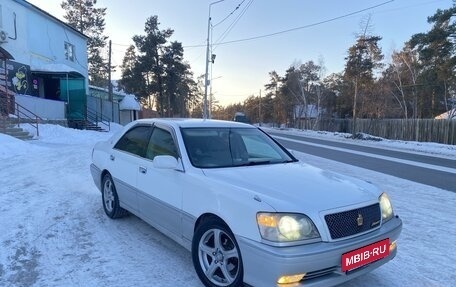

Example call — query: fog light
[390,240,397,252]
[277,273,306,284]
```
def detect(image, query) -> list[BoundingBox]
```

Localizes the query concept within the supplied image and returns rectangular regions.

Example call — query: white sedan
[90,118,402,287]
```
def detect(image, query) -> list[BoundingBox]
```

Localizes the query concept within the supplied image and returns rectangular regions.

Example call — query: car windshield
[181,127,296,168]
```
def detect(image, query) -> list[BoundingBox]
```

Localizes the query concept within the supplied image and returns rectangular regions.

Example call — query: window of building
[64,42,75,62]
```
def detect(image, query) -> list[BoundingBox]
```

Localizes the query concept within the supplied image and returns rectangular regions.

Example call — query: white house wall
[15,94,65,119]
[1,0,88,92]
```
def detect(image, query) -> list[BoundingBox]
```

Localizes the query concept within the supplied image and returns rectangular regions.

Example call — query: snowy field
[0,124,455,287]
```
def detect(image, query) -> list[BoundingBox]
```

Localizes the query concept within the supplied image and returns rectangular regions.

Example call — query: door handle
[139,166,147,174]
[110,154,115,161]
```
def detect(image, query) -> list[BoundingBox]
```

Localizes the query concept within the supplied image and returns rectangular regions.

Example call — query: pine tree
[131,16,172,116]
[409,3,456,117]
[61,0,109,87]
[162,41,196,117]
[118,45,151,106]
[121,15,197,117]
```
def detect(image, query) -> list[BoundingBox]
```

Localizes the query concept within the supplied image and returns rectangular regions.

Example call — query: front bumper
[90,163,102,192]
[237,216,402,287]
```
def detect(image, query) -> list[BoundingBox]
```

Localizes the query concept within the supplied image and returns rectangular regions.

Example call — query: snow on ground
[0,124,455,287]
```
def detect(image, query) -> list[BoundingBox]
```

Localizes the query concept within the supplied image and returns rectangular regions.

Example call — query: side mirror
[153,155,179,169]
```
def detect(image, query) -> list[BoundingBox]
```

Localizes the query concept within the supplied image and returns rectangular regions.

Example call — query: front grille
[325,203,381,240]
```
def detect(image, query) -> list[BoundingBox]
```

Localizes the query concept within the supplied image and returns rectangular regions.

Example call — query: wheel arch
[101,169,111,183]
[194,213,229,232]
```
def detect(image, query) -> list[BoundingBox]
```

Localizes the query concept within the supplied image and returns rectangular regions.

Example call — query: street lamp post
[209,75,222,119]
[203,0,224,119]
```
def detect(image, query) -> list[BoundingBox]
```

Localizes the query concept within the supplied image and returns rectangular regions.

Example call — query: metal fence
[294,118,456,145]
[87,96,119,123]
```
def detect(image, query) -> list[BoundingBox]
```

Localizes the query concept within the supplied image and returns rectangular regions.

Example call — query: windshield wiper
[235,160,271,166]
[235,159,296,167]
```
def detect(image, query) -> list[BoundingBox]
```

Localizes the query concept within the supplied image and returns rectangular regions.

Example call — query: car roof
[134,118,254,129]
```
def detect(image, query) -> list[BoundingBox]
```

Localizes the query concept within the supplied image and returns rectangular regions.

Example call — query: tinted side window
[114,126,151,157]
[146,127,178,160]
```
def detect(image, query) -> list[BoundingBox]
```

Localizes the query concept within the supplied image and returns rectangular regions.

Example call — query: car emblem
[357,214,364,227]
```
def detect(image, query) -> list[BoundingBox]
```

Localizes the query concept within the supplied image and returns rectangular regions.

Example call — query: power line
[212,0,246,28]
[215,0,394,46]
[213,0,254,47]
[184,0,394,49]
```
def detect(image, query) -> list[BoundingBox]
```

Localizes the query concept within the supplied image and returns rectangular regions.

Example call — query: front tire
[102,173,128,219]
[192,217,244,287]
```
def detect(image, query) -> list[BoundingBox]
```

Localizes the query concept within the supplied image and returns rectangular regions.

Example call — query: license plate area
[341,238,390,272]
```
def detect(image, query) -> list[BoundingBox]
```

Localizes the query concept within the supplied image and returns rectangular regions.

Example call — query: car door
[109,124,152,213]
[136,124,185,239]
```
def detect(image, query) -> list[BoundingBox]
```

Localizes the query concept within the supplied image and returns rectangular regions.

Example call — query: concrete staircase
[84,120,106,132]
[0,119,34,140]
[68,119,107,132]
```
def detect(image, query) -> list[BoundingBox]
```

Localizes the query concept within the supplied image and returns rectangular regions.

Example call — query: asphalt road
[268,131,456,192]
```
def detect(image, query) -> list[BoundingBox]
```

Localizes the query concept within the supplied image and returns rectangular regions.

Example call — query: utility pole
[204,0,224,119]
[108,40,113,122]
[209,38,213,120]
[203,8,211,119]
[209,71,212,119]
[258,89,261,126]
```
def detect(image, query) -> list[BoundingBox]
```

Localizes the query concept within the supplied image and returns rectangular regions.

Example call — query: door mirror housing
[153,155,179,170]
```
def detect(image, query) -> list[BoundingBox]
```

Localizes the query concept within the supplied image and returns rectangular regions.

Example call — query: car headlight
[257,213,320,243]
[379,193,394,222]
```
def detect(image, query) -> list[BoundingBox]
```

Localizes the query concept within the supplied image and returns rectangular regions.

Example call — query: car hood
[202,162,380,213]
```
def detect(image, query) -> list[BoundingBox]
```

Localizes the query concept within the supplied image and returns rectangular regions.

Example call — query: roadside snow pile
[34,124,111,145]
[0,133,46,159]
[350,132,383,141]
[21,123,124,146]
[1,122,123,160]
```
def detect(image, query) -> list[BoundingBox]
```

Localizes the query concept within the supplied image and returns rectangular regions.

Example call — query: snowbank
[0,133,46,159]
